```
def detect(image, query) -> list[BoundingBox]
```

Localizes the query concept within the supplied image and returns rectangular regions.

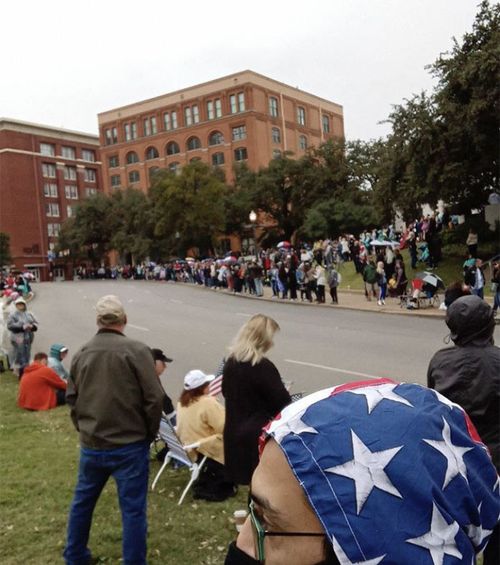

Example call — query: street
[28,280,498,401]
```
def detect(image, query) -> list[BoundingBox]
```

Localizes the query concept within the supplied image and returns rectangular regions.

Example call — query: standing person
[376,261,387,306]
[151,348,175,423]
[492,260,500,316]
[407,232,418,269]
[471,258,486,299]
[177,369,236,501]
[314,263,326,304]
[394,259,408,297]
[222,315,291,486]
[362,260,377,301]
[427,295,500,565]
[327,266,339,304]
[466,228,478,257]
[48,343,69,381]
[63,295,165,565]
[7,297,38,378]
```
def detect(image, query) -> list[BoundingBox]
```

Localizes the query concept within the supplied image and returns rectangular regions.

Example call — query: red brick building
[98,70,344,193]
[0,119,102,281]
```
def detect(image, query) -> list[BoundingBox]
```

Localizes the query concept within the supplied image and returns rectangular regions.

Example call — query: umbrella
[414,271,445,289]
[370,240,399,248]
[277,241,291,249]
[224,256,238,264]
[185,257,195,262]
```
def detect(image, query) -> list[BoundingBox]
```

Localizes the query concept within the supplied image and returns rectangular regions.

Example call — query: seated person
[18,352,67,411]
[177,369,236,502]
[224,379,500,565]
[48,343,69,381]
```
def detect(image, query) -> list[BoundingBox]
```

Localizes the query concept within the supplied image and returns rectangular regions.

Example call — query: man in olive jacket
[64,295,165,565]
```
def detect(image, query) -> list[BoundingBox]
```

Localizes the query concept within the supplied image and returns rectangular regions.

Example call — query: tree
[150,161,228,257]
[0,232,12,271]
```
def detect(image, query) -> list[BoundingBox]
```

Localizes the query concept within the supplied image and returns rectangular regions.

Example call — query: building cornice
[0,118,99,145]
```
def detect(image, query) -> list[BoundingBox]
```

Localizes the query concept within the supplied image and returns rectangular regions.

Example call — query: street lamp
[249,210,258,260]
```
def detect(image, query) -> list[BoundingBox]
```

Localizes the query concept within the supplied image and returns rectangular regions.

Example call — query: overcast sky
[2,0,479,141]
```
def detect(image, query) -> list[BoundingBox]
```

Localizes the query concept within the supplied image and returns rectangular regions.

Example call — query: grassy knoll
[0,372,246,564]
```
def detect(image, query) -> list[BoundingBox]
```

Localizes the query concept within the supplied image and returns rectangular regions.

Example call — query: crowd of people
[1,288,498,564]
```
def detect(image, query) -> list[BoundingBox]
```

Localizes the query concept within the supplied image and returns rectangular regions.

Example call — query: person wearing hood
[48,344,69,381]
[427,294,499,565]
[224,379,499,564]
[7,297,38,377]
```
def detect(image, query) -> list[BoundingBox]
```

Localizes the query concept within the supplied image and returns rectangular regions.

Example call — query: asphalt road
[28,280,499,401]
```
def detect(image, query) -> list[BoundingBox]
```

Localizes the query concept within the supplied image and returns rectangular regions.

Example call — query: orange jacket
[18,363,66,411]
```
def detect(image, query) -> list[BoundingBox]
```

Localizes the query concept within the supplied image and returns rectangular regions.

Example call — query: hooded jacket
[427,295,499,470]
[48,343,69,381]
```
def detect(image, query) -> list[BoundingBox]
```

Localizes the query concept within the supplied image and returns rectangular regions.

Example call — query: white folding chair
[151,416,207,505]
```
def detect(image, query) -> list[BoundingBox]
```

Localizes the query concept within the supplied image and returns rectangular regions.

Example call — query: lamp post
[249,210,258,261]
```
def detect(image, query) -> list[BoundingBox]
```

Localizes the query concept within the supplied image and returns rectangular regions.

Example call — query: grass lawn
[0,372,247,564]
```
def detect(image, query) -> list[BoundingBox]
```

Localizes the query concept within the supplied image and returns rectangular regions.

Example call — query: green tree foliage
[150,161,228,257]
[0,232,12,271]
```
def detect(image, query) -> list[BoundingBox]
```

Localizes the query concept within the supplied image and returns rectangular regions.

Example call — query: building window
[110,175,121,188]
[234,147,248,161]
[271,127,281,143]
[187,136,201,151]
[43,183,58,197]
[84,168,96,182]
[299,135,308,150]
[67,205,76,218]
[212,152,225,166]
[151,116,157,134]
[40,143,55,156]
[208,131,224,146]
[86,187,97,197]
[105,128,118,145]
[108,155,119,168]
[272,149,282,160]
[166,141,180,155]
[232,125,247,141]
[192,105,200,124]
[82,149,96,162]
[215,98,222,118]
[65,185,78,199]
[146,146,159,160]
[47,223,61,237]
[42,163,57,178]
[61,146,76,160]
[143,118,151,137]
[163,112,171,131]
[149,167,160,180]
[297,107,306,126]
[124,122,138,141]
[171,111,178,129]
[238,92,245,112]
[207,101,214,120]
[322,114,330,134]
[64,166,77,180]
[46,202,60,217]
[168,162,179,173]
[126,151,139,164]
[269,96,279,117]
[143,116,157,137]
[229,94,237,114]
[128,170,140,184]
[184,107,193,126]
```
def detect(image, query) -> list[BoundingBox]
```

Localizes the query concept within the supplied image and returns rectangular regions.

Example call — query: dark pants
[56,389,66,406]
[193,457,235,502]
[316,285,325,303]
[64,440,150,565]
[329,287,338,303]
[483,523,499,565]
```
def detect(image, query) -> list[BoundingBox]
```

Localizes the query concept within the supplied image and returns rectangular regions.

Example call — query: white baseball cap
[183,369,215,390]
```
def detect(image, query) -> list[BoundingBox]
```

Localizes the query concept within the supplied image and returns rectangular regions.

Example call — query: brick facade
[0,119,102,281]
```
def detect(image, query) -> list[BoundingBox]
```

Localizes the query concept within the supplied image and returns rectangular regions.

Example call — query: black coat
[427,296,500,471]
[222,357,291,485]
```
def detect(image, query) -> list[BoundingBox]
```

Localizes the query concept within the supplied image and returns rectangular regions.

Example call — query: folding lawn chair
[151,415,207,505]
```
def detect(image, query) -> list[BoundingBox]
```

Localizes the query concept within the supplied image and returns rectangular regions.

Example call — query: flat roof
[98,70,343,123]
[0,118,99,144]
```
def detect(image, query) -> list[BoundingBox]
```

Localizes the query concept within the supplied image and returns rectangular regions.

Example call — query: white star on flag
[424,417,473,488]
[346,384,413,414]
[430,389,459,410]
[466,502,494,547]
[326,430,403,514]
[271,412,318,444]
[406,503,462,565]
[332,535,386,564]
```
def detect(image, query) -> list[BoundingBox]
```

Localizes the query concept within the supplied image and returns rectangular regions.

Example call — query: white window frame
[65,185,78,199]
[43,182,58,197]
[42,163,57,178]
[40,143,55,156]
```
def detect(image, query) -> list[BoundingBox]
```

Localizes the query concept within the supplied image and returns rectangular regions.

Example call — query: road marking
[236,313,252,317]
[128,299,134,303]
[284,359,380,380]
[170,299,183,304]
[128,324,150,332]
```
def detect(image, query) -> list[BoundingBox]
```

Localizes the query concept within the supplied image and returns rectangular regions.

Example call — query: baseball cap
[14,297,27,306]
[151,348,173,363]
[183,369,215,390]
[95,295,126,325]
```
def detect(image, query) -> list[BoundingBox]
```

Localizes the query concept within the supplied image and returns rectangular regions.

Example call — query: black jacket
[427,296,499,470]
[222,357,291,485]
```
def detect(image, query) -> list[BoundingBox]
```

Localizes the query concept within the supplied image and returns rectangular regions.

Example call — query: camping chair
[151,415,207,505]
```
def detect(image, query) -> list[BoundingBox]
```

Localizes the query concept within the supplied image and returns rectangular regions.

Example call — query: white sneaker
[377,300,382,306]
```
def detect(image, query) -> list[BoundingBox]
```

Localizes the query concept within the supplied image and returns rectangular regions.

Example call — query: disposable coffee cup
[234,509,248,532]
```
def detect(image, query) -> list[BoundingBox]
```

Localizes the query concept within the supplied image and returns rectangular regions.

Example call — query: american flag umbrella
[414,271,445,289]
[277,241,291,249]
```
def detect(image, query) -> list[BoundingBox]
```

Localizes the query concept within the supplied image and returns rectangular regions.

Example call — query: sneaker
[377,300,382,306]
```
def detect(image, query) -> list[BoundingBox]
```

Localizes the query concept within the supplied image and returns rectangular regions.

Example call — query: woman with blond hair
[222,314,291,485]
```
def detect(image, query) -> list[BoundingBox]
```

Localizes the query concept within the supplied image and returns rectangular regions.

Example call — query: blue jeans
[64,440,150,565]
